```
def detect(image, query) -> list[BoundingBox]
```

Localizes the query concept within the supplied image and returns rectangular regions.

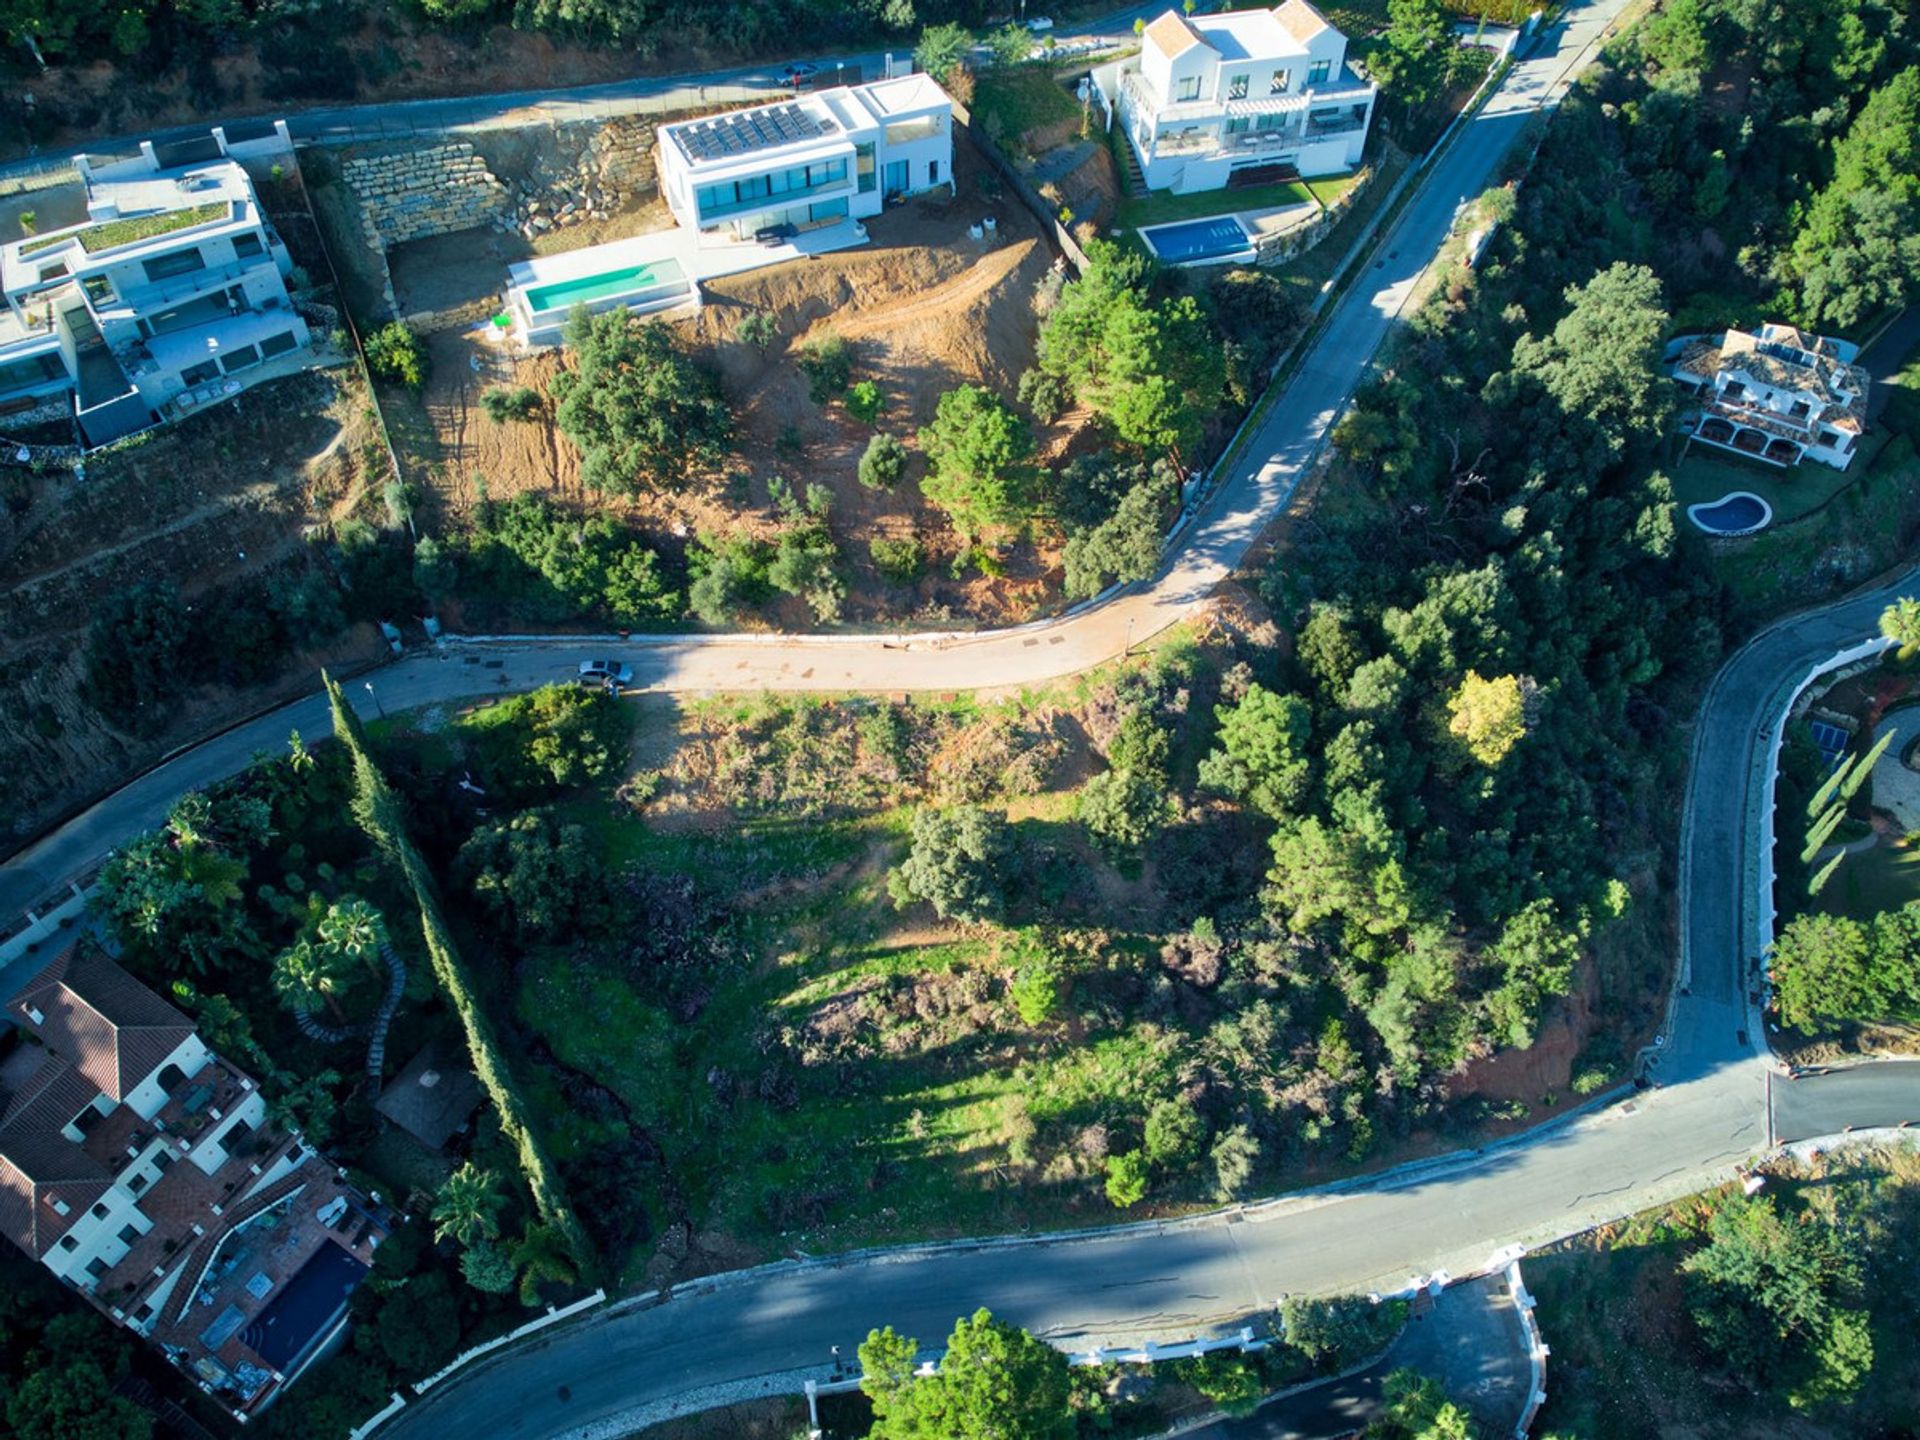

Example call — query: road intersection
[3,2,1918,1435]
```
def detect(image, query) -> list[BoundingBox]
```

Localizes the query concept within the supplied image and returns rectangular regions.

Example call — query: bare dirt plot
[413,147,1089,627]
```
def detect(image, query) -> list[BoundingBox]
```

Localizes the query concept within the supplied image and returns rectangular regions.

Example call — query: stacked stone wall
[340,141,510,251]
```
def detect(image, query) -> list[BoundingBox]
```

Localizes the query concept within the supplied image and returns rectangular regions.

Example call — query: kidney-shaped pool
[1687,491,1772,536]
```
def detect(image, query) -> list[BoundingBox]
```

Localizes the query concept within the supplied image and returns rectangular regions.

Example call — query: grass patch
[23,201,233,256]
[971,67,1082,149]
[1304,171,1365,207]
[1817,832,1920,921]
[1119,178,1316,233]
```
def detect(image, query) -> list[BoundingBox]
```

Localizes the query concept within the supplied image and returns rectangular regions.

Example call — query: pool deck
[507,216,871,345]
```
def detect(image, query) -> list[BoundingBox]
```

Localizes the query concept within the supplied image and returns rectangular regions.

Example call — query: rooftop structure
[1099,0,1375,197]
[1671,322,1869,470]
[0,943,385,1419]
[373,1039,483,1152]
[0,122,315,447]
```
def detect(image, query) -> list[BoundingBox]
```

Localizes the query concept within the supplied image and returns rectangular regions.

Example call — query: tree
[1481,899,1587,1049]
[859,431,910,489]
[457,809,610,943]
[918,385,1037,533]
[1105,1149,1150,1207]
[85,581,191,725]
[364,322,429,390]
[602,544,677,626]
[1280,1294,1402,1368]
[460,1242,518,1295]
[1199,683,1315,816]
[1210,1123,1261,1199]
[317,896,386,961]
[432,1162,507,1248]
[861,1309,1073,1440]
[1078,767,1166,853]
[376,1271,461,1378]
[1061,480,1169,599]
[5,1360,152,1440]
[768,522,847,623]
[890,806,1011,923]
[1681,1196,1870,1407]
[271,938,356,1019]
[847,379,887,424]
[1363,1369,1473,1439]
[1366,0,1453,119]
[1768,908,1915,1029]
[1143,1097,1202,1169]
[1445,671,1535,766]
[1173,1352,1263,1418]
[469,684,628,795]
[1879,596,1920,660]
[266,1068,341,1146]
[511,1221,581,1306]
[553,308,730,493]
[479,385,542,422]
[796,333,854,404]
[913,23,972,86]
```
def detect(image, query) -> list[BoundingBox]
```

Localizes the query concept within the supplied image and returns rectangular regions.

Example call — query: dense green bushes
[455,494,678,627]
[553,307,730,493]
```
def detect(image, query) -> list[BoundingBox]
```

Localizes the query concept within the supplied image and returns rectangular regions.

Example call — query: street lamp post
[364,681,384,719]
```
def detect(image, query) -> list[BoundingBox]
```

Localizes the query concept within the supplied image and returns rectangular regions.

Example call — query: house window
[118,1223,140,1244]
[1271,70,1291,94]
[1228,74,1248,100]
[219,344,261,373]
[856,141,876,194]
[1789,399,1810,419]
[1257,112,1289,131]
[128,1174,149,1196]
[233,232,264,260]
[1307,59,1331,85]
[58,1236,78,1253]
[180,360,219,386]
[38,262,69,282]
[1722,380,1745,400]
[86,1257,109,1279]
[259,331,297,359]
[1225,116,1252,135]
[90,1202,110,1220]
[157,1063,187,1093]
[153,1151,174,1173]
[1176,76,1202,102]
[928,159,939,185]
[141,247,207,283]
[0,353,66,396]
[1818,429,1841,448]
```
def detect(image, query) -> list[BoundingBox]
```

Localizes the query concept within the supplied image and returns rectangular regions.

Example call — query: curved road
[3,3,1918,1436]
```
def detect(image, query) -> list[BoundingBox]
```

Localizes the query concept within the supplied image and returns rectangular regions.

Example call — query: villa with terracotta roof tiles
[0,943,386,1419]
[1099,0,1376,196]
[1669,322,1870,470]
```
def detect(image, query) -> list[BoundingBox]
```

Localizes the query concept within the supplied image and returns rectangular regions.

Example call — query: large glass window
[180,359,219,386]
[1270,70,1291,94]
[260,331,298,359]
[141,247,206,282]
[1307,59,1331,85]
[232,231,264,259]
[0,352,67,395]
[856,142,877,193]
[1228,74,1248,100]
[1176,76,1201,102]
[883,115,942,145]
[696,157,848,218]
[220,343,261,373]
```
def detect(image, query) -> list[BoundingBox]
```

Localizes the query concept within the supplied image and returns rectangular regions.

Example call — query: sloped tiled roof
[12,946,195,1101]
[1274,0,1332,43]
[0,1062,114,1257]
[1145,10,1210,60]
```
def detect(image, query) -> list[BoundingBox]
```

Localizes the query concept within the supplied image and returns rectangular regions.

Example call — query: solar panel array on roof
[1757,340,1816,370]
[675,102,837,164]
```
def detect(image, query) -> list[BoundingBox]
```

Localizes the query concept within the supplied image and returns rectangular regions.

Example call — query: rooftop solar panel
[674,101,838,165]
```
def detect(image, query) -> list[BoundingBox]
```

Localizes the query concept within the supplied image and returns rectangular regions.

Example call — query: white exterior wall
[124,1036,211,1121]
[188,1088,268,1176]
[41,1184,155,1289]
[875,113,953,198]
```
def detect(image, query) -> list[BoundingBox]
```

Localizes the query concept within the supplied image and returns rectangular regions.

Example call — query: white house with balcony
[0,131,312,448]
[1102,0,1375,196]
[1670,323,1870,470]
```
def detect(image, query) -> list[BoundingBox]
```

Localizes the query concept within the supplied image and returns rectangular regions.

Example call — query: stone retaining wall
[501,117,660,241]
[1253,162,1376,268]
[341,141,510,252]
[404,295,503,335]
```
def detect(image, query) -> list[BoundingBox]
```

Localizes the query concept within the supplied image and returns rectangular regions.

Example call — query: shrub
[797,333,854,404]
[1078,768,1165,852]
[1009,959,1061,1025]
[918,384,1037,532]
[846,379,887,424]
[768,523,847,623]
[687,531,775,624]
[1104,1150,1149,1208]
[1017,366,1072,423]
[888,805,1011,922]
[735,311,777,351]
[479,385,542,422]
[554,308,730,493]
[1174,1352,1264,1418]
[364,322,429,390]
[870,534,925,585]
[1142,1098,1202,1169]
[859,432,910,490]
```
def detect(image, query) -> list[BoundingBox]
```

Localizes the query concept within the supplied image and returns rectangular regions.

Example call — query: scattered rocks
[505,117,660,238]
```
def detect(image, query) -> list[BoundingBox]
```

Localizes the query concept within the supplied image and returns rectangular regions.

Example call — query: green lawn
[1118,177,1317,234]
[971,67,1082,148]
[1817,834,1920,921]
[1668,444,1860,525]
[1304,171,1365,207]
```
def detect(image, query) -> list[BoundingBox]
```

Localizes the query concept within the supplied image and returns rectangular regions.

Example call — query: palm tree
[271,939,353,1020]
[432,1163,506,1249]
[1880,596,1920,660]
[510,1221,581,1306]
[318,898,388,988]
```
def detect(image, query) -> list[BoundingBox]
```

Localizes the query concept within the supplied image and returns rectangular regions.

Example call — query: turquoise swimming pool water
[524,257,686,314]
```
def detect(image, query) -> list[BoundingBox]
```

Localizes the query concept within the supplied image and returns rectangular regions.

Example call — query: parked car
[783,61,820,87]
[755,222,798,246]
[1025,15,1055,31]
[578,659,633,686]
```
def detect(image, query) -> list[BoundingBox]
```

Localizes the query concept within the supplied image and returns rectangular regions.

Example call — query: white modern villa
[1670,323,1870,470]
[0,131,312,447]
[1102,0,1376,195]
[506,74,955,347]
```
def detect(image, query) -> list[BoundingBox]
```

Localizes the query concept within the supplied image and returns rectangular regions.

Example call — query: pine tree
[1801,802,1847,865]
[1805,755,1856,820]
[1807,850,1846,898]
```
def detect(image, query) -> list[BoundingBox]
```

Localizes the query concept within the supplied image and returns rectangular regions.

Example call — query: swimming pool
[1139,215,1256,265]
[523,258,687,316]
[240,1242,369,1372]
[1687,491,1772,536]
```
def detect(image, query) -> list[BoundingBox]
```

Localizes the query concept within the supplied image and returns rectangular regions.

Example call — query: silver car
[578,659,633,686]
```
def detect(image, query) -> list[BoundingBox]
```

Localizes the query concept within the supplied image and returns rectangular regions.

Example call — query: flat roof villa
[1097,0,1376,197]
[1670,322,1869,470]
[506,73,955,346]
[0,944,386,1419]
[0,125,316,447]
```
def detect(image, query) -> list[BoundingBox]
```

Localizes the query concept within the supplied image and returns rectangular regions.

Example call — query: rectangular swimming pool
[524,258,687,315]
[240,1242,368,1372]
[1138,215,1256,265]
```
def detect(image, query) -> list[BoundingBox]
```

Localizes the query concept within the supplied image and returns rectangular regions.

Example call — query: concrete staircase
[1114,134,1150,200]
